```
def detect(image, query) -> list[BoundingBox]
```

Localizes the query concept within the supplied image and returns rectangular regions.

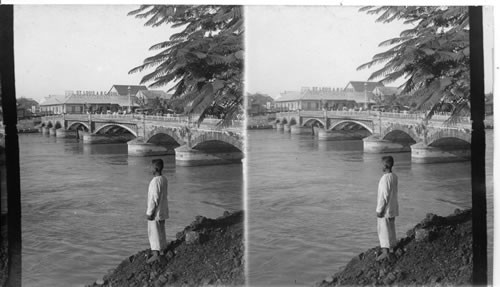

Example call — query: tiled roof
[108,85,148,96]
[64,94,113,104]
[109,95,140,107]
[373,86,401,96]
[344,92,377,103]
[41,94,140,107]
[301,91,349,101]
[345,81,384,93]
[276,90,361,102]
[39,95,67,106]
[275,91,302,102]
[136,90,172,100]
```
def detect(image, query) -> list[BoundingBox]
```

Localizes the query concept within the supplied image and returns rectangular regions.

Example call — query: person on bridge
[375,155,399,261]
[146,158,169,263]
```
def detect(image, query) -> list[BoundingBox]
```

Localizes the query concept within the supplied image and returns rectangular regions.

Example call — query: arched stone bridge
[40,114,243,166]
[274,110,472,163]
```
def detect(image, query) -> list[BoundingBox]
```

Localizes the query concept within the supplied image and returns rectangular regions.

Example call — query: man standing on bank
[146,159,169,263]
[376,155,399,261]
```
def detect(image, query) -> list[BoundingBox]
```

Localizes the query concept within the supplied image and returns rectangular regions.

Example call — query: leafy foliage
[371,93,398,106]
[16,97,39,109]
[358,6,470,123]
[128,5,243,126]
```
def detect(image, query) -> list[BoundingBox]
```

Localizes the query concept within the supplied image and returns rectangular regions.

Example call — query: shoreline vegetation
[246,115,274,130]
[315,209,472,286]
[86,210,244,287]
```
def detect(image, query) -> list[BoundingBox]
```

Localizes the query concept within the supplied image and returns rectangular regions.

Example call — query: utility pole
[128,86,131,113]
[364,82,368,110]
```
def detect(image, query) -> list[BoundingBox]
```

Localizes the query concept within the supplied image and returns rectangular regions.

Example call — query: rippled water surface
[20,134,243,287]
[247,129,493,285]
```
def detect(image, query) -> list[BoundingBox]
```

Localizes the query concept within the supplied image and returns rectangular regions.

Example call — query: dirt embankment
[87,210,244,287]
[316,209,472,286]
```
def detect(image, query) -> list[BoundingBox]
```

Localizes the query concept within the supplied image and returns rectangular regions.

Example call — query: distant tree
[148,97,168,113]
[372,93,398,106]
[370,93,385,106]
[16,97,39,110]
[134,96,147,110]
[128,5,243,126]
[246,92,274,107]
[357,6,470,123]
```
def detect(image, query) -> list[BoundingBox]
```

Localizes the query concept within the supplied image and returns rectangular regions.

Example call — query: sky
[246,6,494,98]
[14,5,179,102]
[13,5,495,102]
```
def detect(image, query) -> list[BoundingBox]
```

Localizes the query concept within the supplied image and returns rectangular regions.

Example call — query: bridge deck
[277,110,471,127]
[42,114,243,132]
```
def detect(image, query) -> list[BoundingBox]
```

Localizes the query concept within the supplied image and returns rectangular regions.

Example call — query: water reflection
[127,155,176,170]
[82,143,128,155]
[317,139,363,152]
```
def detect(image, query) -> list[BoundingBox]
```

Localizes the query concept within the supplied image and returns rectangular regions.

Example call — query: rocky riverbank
[87,210,244,287]
[316,209,472,286]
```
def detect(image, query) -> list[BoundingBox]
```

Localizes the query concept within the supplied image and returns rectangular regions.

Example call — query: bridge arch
[302,118,325,128]
[94,124,137,137]
[289,117,298,126]
[190,132,243,152]
[68,122,90,132]
[426,129,471,146]
[144,127,185,147]
[380,124,420,143]
[329,120,373,133]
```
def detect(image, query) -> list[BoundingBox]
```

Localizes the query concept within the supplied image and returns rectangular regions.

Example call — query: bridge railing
[42,114,243,130]
[276,110,471,123]
[278,110,425,119]
[198,119,244,129]
[42,115,70,121]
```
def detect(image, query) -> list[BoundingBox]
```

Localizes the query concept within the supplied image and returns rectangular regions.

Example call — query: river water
[247,129,494,286]
[20,133,243,287]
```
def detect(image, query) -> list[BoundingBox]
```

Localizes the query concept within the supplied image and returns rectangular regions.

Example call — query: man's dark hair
[382,156,394,171]
[152,159,164,173]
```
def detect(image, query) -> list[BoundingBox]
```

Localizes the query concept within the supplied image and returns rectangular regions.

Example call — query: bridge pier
[362,134,411,153]
[283,124,291,132]
[276,123,284,131]
[290,125,313,135]
[49,127,57,136]
[41,127,50,135]
[127,138,175,156]
[411,142,470,163]
[318,129,370,141]
[313,126,321,137]
[175,145,243,166]
[77,130,87,140]
[55,129,78,138]
[82,133,135,144]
